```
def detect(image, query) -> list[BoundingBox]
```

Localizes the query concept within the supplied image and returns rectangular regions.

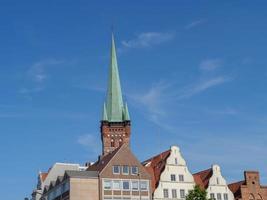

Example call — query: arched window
[119,138,123,146]
[111,139,115,147]
[249,194,255,200]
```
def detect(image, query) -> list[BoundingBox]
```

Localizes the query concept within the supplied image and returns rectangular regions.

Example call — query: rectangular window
[122,165,129,174]
[104,180,112,190]
[217,193,222,200]
[163,189,169,198]
[210,193,215,200]
[140,181,148,191]
[223,194,228,200]
[131,166,138,175]
[217,178,220,185]
[171,174,176,181]
[172,189,177,198]
[132,181,139,190]
[179,175,184,182]
[180,189,185,198]
[113,165,120,174]
[175,158,178,165]
[113,180,121,190]
[122,180,130,190]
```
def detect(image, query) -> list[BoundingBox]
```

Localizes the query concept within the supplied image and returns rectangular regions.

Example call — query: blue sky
[0,1,267,199]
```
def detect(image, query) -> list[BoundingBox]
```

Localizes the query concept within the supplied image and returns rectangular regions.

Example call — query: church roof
[102,34,130,122]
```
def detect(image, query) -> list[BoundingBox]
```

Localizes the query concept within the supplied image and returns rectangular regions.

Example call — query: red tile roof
[40,172,48,182]
[87,145,123,172]
[228,180,245,199]
[142,149,171,191]
[193,168,213,189]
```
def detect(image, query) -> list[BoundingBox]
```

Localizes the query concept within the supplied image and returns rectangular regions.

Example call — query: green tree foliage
[186,185,210,200]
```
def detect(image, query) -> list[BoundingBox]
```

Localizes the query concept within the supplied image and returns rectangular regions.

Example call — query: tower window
[111,139,115,147]
[119,139,123,146]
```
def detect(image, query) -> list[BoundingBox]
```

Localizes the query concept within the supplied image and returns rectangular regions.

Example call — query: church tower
[101,34,131,155]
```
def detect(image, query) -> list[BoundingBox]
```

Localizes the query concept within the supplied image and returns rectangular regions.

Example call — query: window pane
[180,189,185,198]
[122,165,129,174]
[217,193,222,200]
[224,194,228,200]
[163,189,169,198]
[132,181,139,190]
[123,181,130,190]
[113,165,120,174]
[172,189,177,198]
[171,174,176,181]
[104,180,112,190]
[131,166,138,175]
[179,175,184,182]
[140,181,148,191]
[113,180,121,190]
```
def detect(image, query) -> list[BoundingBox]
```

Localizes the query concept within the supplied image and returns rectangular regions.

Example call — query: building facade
[194,165,234,200]
[32,163,87,200]
[143,146,195,200]
[228,171,267,200]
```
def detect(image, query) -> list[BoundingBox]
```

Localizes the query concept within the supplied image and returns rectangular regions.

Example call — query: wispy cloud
[185,19,206,30]
[178,76,231,99]
[199,58,222,71]
[121,32,175,49]
[28,59,63,83]
[77,134,101,154]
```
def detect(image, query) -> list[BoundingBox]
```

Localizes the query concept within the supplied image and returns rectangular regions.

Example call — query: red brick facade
[101,121,131,155]
[229,171,267,200]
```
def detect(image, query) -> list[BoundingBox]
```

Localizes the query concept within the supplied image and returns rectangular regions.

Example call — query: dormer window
[113,165,120,174]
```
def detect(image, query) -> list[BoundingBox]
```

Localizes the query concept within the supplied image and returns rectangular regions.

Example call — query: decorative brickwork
[229,171,267,200]
[101,121,131,155]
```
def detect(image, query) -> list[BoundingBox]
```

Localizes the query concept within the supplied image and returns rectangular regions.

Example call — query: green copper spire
[104,33,125,122]
[123,102,130,121]
[102,103,108,121]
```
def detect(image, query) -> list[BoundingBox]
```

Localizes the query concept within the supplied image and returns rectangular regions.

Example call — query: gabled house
[193,164,234,200]
[87,144,152,200]
[143,146,195,200]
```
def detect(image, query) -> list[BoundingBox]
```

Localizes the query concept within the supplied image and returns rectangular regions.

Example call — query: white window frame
[113,165,120,174]
[122,165,129,175]
[171,174,176,181]
[180,189,185,198]
[132,180,139,191]
[172,189,177,198]
[131,166,139,175]
[179,174,184,182]
[140,181,148,191]
[103,180,112,190]
[113,180,121,190]
[122,180,130,190]
[163,189,169,198]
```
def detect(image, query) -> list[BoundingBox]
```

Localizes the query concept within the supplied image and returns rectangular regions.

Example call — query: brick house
[228,171,267,200]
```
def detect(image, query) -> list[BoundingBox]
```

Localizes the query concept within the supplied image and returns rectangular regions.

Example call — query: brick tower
[100,34,131,155]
